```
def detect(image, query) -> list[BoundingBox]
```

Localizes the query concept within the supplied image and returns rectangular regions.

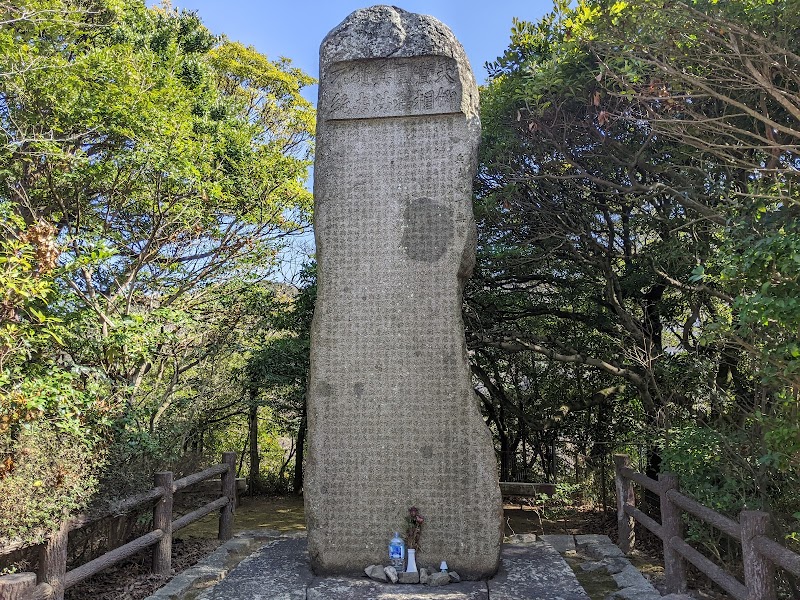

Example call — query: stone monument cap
[318,5,479,121]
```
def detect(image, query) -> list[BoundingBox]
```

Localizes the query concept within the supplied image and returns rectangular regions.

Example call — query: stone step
[489,540,590,600]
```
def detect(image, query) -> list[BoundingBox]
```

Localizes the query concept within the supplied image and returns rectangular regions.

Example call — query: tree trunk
[644,447,662,512]
[293,403,307,494]
[498,435,511,481]
[248,403,260,493]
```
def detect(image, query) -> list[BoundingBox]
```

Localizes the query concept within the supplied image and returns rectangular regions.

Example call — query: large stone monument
[305,5,503,579]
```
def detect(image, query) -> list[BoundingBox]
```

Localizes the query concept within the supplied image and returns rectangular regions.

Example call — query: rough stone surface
[428,571,451,586]
[604,558,631,574]
[612,565,655,590]
[489,541,590,600]
[449,571,462,582]
[307,578,489,599]
[365,565,388,582]
[145,533,267,600]
[579,560,607,573]
[384,565,399,583]
[397,571,420,584]
[504,533,537,544]
[539,534,576,553]
[603,563,660,600]
[575,535,626,560]
[605,588,662,600]
[194,537,312,600]
[306,4,502,580]
[147,574,196,600]
[179,564,226,586]
[157,535,632,600]
[420,567,431,584]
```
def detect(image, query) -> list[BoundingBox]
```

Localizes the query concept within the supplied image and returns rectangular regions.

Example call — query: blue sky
[155,1,556,102]
[147,1,557,278]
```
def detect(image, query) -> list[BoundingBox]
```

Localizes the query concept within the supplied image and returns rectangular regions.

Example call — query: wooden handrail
[67,486,167,533]
[614,453,796,600]
[0,451,238,600]
[665,489,741,540]
[754,535,800,578]
[0,487,169,556]
[173,463,228,492]
[668,536,748,600]
[619,466,662,494]
[172,497,229,532]
[64,529,165,589]
[623,504,663,539]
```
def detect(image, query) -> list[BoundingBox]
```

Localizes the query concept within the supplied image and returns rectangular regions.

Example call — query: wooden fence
[614,454,800,600]
[0,452,237,600]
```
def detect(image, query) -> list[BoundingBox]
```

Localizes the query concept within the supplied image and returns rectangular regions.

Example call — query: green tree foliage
[243,263,315,494]
[475,0,798,536]
[0,0,314,545]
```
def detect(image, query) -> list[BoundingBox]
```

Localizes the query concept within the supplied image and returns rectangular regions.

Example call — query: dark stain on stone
[354,382,364,397]
[401,197,452,262]
[316,381,333,397]
[420,445,433,459]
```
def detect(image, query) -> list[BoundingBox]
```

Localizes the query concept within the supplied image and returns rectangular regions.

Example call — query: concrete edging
[143,530,286,600]
[572,534,692,600]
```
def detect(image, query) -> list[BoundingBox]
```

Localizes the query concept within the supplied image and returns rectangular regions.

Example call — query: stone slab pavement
[489,540,589,600]
[148,532,697,600]
[193,536,312,600]
[177,535,589,600]
[307,577,489,599]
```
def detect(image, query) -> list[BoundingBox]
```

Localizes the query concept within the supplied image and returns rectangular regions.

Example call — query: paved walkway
[146,532,692,600]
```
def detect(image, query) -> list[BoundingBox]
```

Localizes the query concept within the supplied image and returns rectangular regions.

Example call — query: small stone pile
[364,565,461,587]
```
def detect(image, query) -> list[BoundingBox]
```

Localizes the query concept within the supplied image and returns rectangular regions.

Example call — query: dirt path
[177,495,307,538]
[177,496,615,540]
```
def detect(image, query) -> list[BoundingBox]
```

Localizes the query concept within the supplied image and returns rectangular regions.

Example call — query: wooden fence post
[38,520,68,600]
[659,473,687,593]
[741,510,777,600]
[152,471,173,575]
[613,454,635,552]
[219,452,237,540]
[0,572,37,599]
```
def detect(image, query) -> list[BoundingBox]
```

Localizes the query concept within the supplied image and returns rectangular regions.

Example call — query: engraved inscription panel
[311,113,487,568]
[319,56,462,120]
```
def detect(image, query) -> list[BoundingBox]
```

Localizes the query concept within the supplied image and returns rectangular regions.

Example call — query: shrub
[0,422,102,547]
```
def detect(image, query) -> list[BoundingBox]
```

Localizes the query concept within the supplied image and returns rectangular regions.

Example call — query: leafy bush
[0,422,101,546]
[1,204,113,546]
[660,426,753,517]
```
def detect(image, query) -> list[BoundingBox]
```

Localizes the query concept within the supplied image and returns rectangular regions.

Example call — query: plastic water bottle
[389,532,405,570]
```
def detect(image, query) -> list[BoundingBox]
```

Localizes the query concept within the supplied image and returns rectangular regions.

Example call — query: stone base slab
[307,577,489,599]
[180,535,594,600]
